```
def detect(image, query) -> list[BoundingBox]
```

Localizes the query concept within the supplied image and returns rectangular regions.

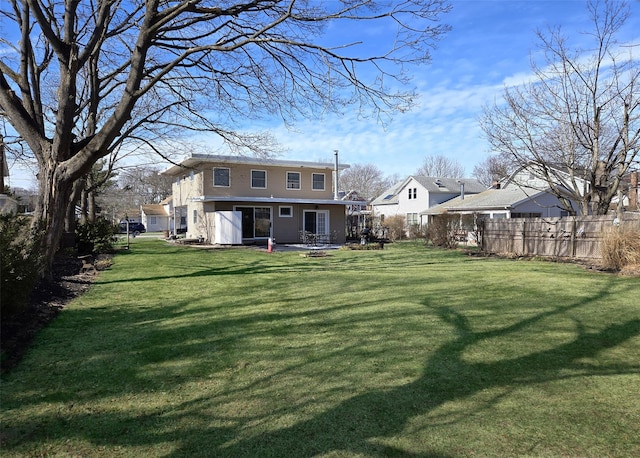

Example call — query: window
[408,188,412,199]
[193,209,198,224]
[150,216,157,225]
[413,188,417,199]
[279,206,293,217]
[406,213,418,225]
[251,170,267,189]
[214,167,230,187]
[312,173,325,191]
[287,171,301,190]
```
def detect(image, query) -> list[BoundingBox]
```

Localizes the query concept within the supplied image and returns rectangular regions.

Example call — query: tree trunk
[88,189,97,222]
[65,179,84,232]
[34,162,75,278]
[80,188,88,224]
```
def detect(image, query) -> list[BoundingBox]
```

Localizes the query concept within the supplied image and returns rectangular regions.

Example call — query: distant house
[422,166,585,221]
[141,200,171,232]
[340,190,371,239]
[1,150,18,215]
[0,193,18,215]
[161,154,357,244]
[371,176,486,226]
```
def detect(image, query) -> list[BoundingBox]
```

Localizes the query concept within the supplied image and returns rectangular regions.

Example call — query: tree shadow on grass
[2,282,639,457]
[198,288,640,457]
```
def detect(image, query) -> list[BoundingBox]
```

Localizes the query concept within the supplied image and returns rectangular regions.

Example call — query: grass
[1,239,639,457]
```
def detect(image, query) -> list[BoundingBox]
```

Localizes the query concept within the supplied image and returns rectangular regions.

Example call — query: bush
[425,214,458,248]
[0,214,43,318]
[600,223,640,271]
[384,215,407,241]
[75,219,119,255]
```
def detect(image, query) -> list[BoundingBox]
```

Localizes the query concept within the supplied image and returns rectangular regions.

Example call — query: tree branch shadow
[201,285,640,457]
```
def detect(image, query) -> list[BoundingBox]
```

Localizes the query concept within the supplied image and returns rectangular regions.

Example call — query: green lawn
[1,240,639,457]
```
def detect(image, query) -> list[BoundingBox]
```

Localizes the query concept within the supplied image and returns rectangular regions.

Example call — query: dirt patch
[0,254,110,375]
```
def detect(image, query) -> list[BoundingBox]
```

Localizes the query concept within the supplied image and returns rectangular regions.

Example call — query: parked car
[119,221,146,236]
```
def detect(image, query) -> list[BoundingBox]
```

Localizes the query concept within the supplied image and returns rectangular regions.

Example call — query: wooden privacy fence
[479,215,640,260]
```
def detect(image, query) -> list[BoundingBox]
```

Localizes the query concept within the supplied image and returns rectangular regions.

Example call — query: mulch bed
[1,255,105,375]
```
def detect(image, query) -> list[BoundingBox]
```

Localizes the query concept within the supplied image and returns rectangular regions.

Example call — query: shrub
[425,214,459,248]
[75,219,119,255]
[600,223,640,271]
[384,215,407,241]
[0,214,43,318]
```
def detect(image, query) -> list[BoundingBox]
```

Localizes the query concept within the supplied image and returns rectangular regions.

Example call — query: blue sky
[5,0,639,188]
[271,0,639,178]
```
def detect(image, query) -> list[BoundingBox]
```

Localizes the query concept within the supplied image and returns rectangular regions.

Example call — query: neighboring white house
[141,200,172,232]
[371,176,486,226]
[422,166,586,221]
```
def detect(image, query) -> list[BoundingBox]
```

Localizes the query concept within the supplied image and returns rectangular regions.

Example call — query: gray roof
[421,186,544,215]
[370,180,406,206]
[412,176,486,194]
[371,175,486,206]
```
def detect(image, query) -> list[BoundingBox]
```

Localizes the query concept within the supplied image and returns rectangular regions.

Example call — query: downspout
[334,150,339,200]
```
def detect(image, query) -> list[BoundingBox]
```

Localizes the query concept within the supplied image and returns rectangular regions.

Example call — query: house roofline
[162,154,350,175]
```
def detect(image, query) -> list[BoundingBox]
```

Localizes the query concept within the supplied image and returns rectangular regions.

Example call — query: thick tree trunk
[34,162,74,278]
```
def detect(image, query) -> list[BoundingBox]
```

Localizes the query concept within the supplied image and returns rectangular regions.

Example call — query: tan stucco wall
[201,162,335,200]
[172,172,204,207]
[212,201,346,244]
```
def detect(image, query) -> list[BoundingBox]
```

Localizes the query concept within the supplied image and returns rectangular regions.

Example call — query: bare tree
[0,0,451,273]
[481,0,639,215]
[338,163,393,200]
[415,154,465,178]
[472,154,513,187]
[118,166,174,205]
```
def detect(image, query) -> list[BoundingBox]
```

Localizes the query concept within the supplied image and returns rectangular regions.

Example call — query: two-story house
[371,176,486,226]
[162,154,352,245]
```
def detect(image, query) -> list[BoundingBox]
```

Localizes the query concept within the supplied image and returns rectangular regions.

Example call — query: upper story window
[312,173,325,191]
[251,170,267,189]
[287,171,301,190]
[408,187,417,199]
[214,167,230,187]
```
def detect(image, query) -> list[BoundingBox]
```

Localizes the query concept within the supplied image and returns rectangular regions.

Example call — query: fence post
[521,220,526,255]
[570,217,577,258]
